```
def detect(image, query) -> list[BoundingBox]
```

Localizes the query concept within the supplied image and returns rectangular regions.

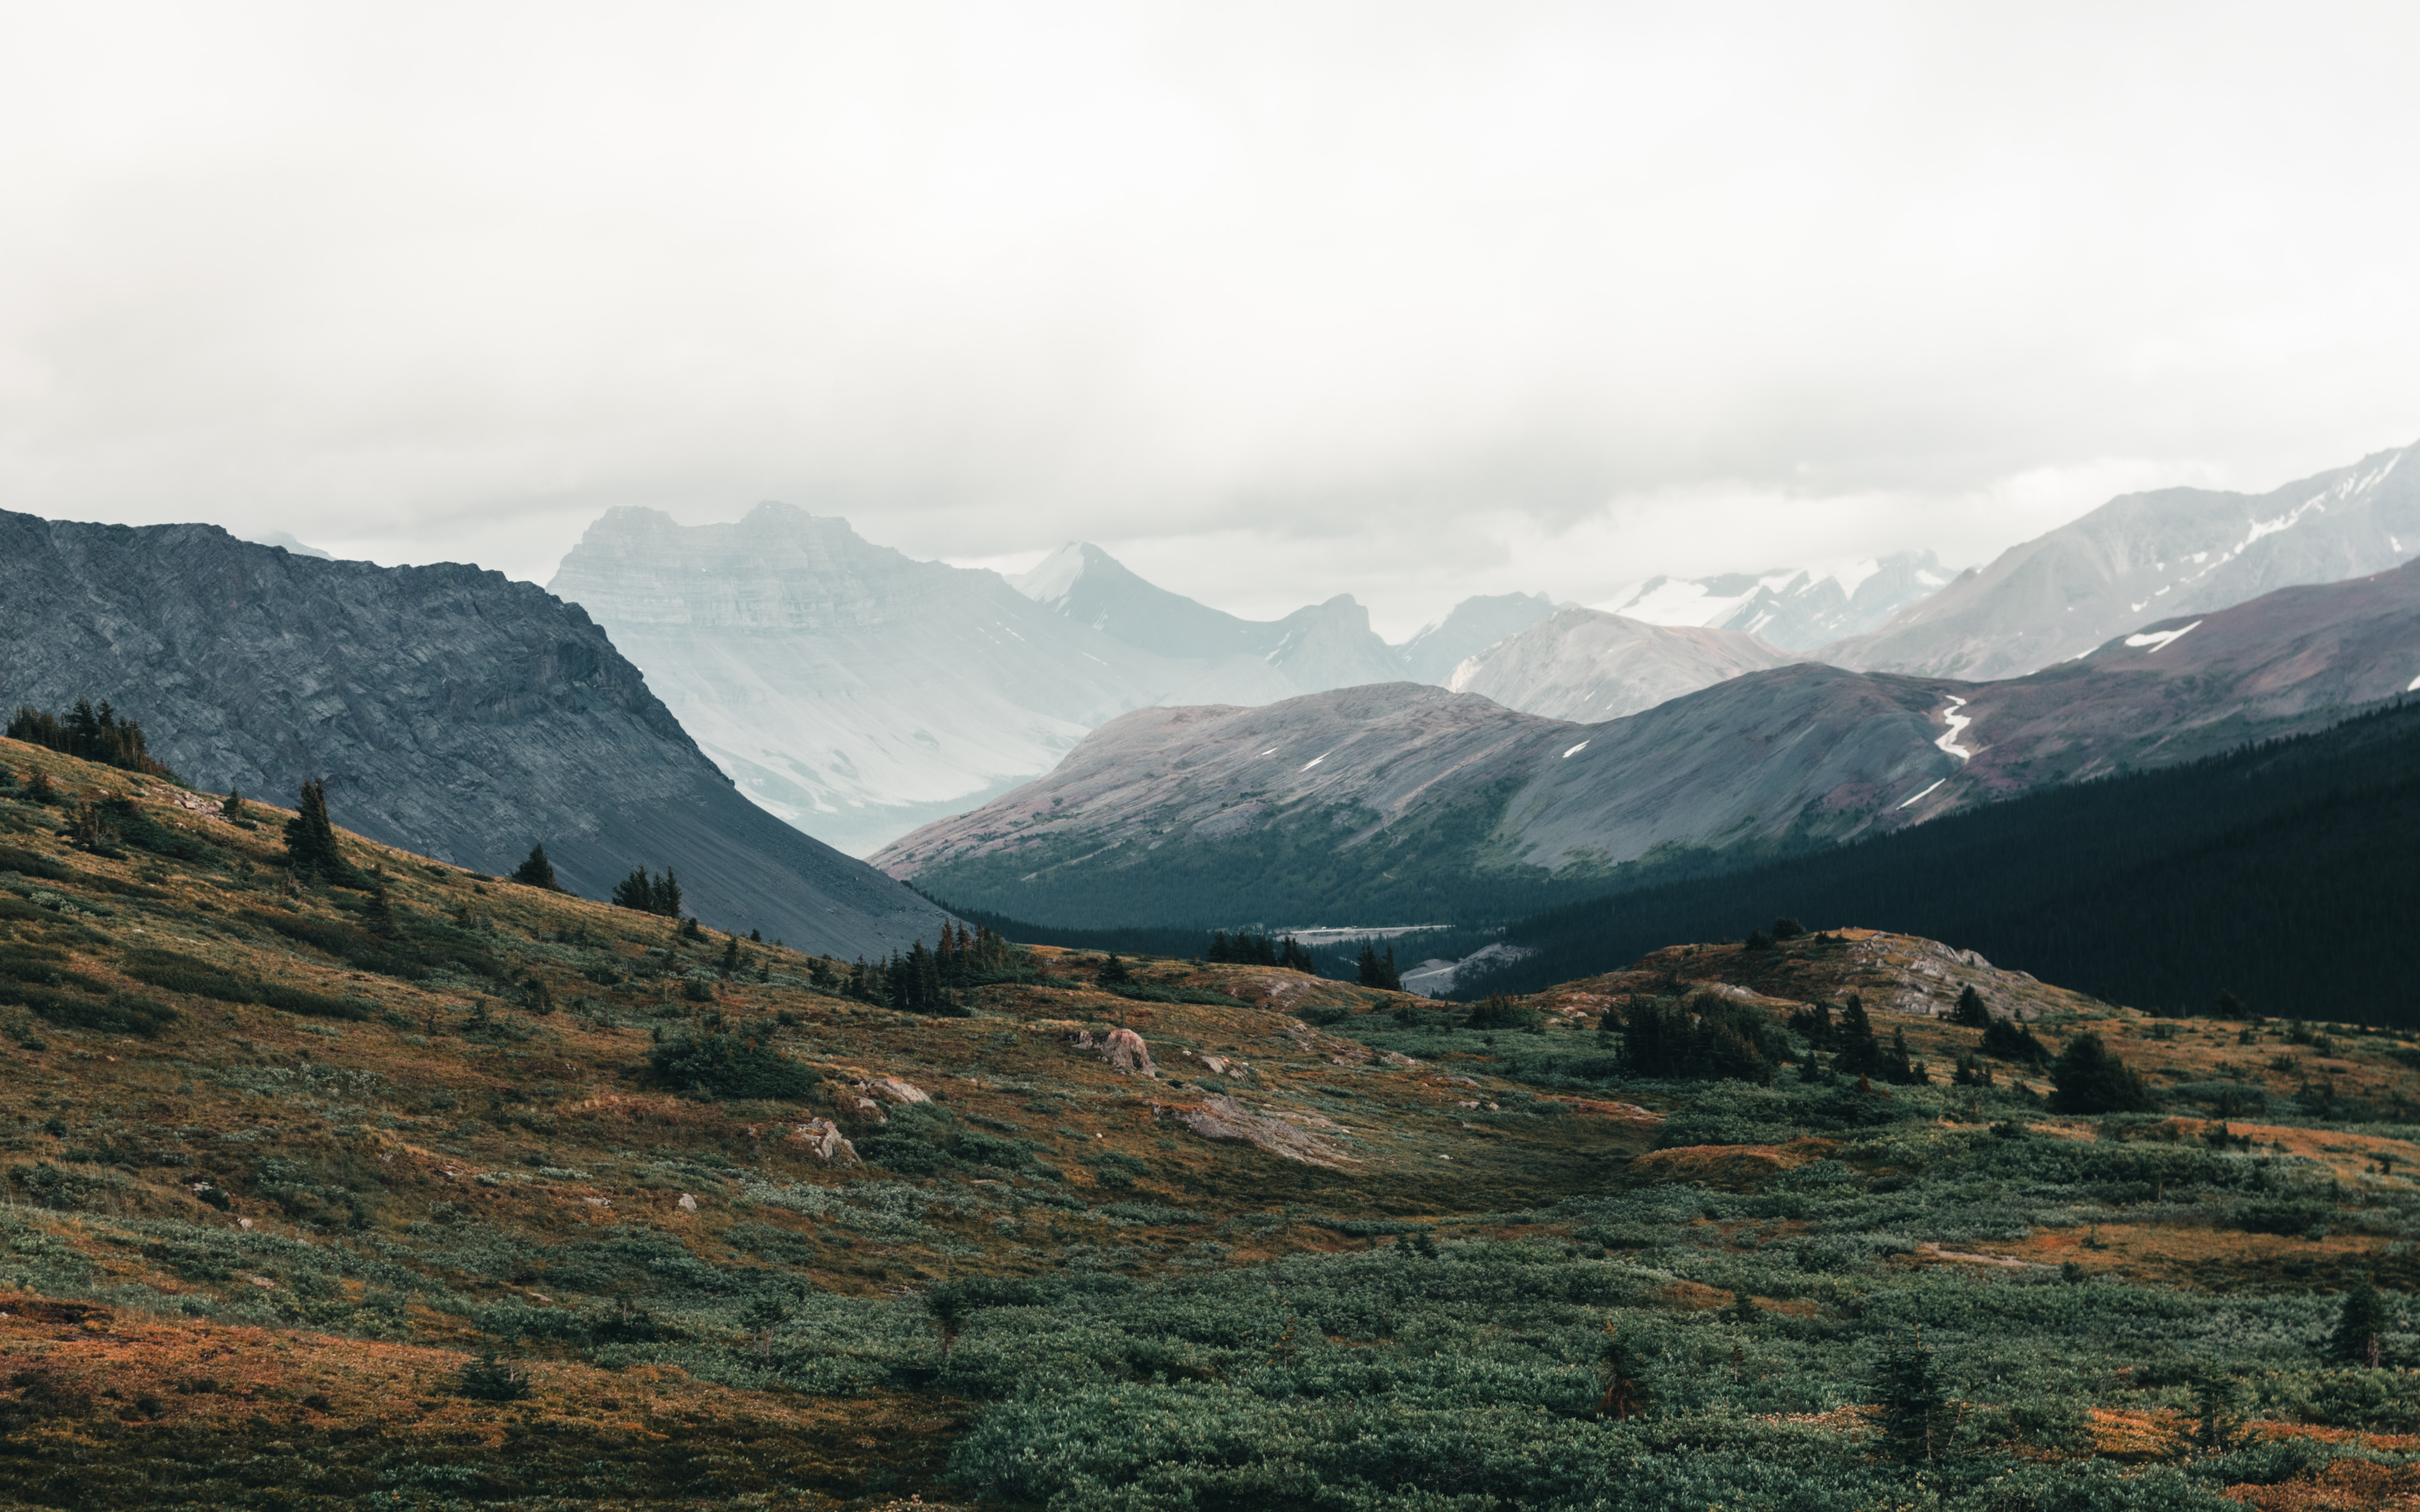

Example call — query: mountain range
[1831,442,2420,678]
[875,554,2420,927]
[0,510,942,956]
[1009,542,1561,687]
[552,514,1568,855]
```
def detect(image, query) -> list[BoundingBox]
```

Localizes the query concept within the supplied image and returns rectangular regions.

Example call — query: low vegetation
[0,734,2413,1509]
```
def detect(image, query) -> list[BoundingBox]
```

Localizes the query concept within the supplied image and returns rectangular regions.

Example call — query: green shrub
[2051,1032,2157,1114]
[453,1350,530,1401]
[646,1027,820,1100]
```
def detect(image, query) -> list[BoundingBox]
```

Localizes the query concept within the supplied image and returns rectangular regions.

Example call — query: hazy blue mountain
[1010,541,1404,691]
[0,509,945,955]
[1828,442,2420,678]
[237,528,334,559]
[552,508,1294,857]
[1396,592,1559,683]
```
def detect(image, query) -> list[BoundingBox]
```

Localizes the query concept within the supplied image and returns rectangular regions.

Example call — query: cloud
[1,1,2416,631]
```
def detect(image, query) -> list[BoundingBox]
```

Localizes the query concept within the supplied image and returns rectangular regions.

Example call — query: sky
[4,2,2419,639]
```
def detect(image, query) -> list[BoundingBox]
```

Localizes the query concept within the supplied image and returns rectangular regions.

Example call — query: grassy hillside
[1461,698,2420,1023]
[1,735,2416,1510]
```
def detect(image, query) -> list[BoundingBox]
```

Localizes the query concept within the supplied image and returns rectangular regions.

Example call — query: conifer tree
[365,874,399,938]
[1098,953,1132,985]
[1835,993,1882,1074]
[1356,944,1402,990]
[1873,1329,1949,1464]
[1951,985,1991,1028]
[220,788,244,819]
[652,869,683,917]
[1982,1016,2051,1067]
[611,867,655,912]
[1885,1026,1923,1084]
[2325,1276,2388,1367]
[511,844,559,890]
[1595,1324,1650,1421]
[1278,935,1314,972]
[1207,930,1232,963]
[2049,1032,2155,1114]
[283,778,355,884]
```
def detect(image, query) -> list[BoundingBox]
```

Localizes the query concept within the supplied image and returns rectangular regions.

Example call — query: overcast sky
[5,2,2418,637]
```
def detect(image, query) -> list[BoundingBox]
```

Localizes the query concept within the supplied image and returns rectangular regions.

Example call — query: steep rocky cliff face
[0,510,945,956]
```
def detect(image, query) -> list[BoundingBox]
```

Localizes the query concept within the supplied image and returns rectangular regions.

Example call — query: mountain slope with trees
[0,510,941,956]
[1459,697,2420,1024]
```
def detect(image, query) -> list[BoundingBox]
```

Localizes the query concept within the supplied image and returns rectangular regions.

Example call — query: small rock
[1100,1027,1156,1076]
[676,1193,698,1212]
[795,1118,861,1166]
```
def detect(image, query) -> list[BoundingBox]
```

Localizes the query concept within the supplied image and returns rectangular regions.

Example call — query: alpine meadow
[8,8,2420,1510]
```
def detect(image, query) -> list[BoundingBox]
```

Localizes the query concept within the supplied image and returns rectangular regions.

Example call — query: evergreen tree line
[1354,942,1402,990]
[7,698,179,779]
[1455,697,2420,1026]
[928,899,1393,984]
[1593,983,2156,1113]
[611,866,684,917]
[1206,930,1315,971]
[828,921,1023,1014]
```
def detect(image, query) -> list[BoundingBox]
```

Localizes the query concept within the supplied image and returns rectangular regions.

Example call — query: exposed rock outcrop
[1176,1095,1354,1168]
